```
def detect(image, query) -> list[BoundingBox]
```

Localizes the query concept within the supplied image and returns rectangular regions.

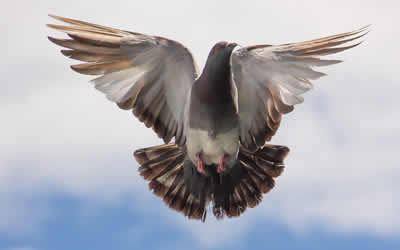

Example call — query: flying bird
[47,15,368,221]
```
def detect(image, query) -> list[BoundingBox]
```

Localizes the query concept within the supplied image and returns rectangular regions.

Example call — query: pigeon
[47,15,368,221]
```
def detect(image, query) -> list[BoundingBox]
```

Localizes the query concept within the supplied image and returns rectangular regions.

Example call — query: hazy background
[1,0,399,249]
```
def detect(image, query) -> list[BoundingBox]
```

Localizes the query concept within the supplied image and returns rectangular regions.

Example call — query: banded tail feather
[134,143,289,221]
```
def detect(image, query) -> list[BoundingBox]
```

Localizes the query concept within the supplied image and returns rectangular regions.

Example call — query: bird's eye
[215,46,221,53]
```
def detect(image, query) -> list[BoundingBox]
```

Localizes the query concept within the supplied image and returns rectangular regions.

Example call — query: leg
[196,154,205,175]
[217,154,226,173]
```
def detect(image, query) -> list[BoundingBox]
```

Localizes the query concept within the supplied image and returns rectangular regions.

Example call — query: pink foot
[197,154,205,175]
[217,155,226,173]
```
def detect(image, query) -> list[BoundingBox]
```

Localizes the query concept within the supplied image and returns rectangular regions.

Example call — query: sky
[1,0,399,249]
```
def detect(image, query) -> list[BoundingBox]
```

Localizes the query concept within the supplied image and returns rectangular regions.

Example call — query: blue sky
[2,0,399,249]
[1,196,399,250]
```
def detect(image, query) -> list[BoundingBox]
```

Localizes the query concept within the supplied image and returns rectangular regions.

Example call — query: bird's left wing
[231,26,369,152]
[47,15,199,145]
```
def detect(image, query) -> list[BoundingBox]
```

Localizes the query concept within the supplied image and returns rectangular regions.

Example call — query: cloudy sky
[1,0,399,249]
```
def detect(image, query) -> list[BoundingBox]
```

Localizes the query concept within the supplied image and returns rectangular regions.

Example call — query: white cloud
[1,0,399,247]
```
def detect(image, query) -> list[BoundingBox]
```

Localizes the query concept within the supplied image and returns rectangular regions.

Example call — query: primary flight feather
[47,14,368,220]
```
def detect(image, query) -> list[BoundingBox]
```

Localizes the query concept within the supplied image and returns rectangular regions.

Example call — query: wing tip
[46,23,58,30]
[329,59,343,65]
[342,25,370,46]
[70,63,101,75]
[70,64,90,75]
[48,14,57,19]
[70,64,80,73]
[47,36,69,47]
[46,23,70,34]
[48,14,69,26]
[359,24,372,32]
[48,14,71,23]
[47,36,58,44]
[60,49,72,57]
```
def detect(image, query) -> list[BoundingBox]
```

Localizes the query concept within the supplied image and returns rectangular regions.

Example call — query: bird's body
[47,15,368,220]
[186,42,239,172]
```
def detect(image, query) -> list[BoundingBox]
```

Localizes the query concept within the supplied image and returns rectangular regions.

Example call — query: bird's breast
[186,127,239,166]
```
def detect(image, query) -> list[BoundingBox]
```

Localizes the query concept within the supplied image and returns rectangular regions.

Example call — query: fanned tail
[134,143,289,221]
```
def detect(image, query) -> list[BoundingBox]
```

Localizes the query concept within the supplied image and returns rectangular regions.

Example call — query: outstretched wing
[47,15,199,145]
[231,26,369,151]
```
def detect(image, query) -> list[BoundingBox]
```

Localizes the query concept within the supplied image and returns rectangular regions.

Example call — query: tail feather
[134,144,209,220]
[211,144,288,218]
[135,144,180,165]
[134,143,289,221]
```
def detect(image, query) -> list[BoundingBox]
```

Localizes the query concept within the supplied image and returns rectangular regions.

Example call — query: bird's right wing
[231,26,368,151]
[48,15,199,145]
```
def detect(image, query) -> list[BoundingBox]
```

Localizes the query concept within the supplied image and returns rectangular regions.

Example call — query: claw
[217,154,226,173]
[197,154,205,175]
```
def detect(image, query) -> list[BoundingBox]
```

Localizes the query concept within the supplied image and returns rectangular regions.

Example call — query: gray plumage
[47,14,368,220]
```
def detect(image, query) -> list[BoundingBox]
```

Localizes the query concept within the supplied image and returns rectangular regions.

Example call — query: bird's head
[202,41,238,76]
[210,41,238,58]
